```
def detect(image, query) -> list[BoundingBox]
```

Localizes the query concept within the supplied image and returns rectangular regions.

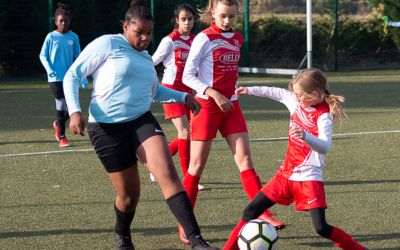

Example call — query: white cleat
[150,173,157,183]
[198,183,205,191]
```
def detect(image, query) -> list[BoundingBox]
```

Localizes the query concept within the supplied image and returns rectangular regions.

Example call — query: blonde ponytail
[325,93,347,127]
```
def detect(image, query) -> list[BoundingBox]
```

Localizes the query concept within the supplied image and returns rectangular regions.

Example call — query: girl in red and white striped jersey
[151,4,204,191]
[223,68,367,250]
[179,0,285,244]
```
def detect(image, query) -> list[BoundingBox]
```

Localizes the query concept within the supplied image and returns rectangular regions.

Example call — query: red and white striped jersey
[152,29,195,89]
[247,86,333,181]
[183,22,243,100]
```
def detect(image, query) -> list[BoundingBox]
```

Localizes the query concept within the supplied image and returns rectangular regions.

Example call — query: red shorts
[261,171,327,211]
[162,84,192,120]
[190,98,248,140]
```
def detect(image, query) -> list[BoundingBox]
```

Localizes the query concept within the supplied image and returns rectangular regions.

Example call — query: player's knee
[235,155,253,169]
[178,127,190,139]
[314,222,332,238]
[188,158,206,174]
[119,196,139,211]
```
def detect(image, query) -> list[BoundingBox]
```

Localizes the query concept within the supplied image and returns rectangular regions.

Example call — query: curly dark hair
[54,2,71,19]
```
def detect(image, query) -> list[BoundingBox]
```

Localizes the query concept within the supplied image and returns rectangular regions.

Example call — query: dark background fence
[0,0,399,78]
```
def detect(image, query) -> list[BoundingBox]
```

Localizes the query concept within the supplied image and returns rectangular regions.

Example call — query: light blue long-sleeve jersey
[389,21,400,27]
[39,31,81,82]
[63,34,187,123]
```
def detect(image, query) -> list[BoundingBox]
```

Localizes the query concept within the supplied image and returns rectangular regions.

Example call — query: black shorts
[87,111,165,173]
[49,82,65,99]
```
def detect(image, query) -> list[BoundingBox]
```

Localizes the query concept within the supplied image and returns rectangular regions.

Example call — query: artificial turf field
[0,70,399,249]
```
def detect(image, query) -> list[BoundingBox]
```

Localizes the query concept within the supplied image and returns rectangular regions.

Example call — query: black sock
[166,191,201,240]
[63,110,69,122]
[114,203,135,236]
[56,110,67,137]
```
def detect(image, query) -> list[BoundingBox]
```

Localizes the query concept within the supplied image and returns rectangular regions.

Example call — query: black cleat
[190,236,219,250]
[114,233,135,250]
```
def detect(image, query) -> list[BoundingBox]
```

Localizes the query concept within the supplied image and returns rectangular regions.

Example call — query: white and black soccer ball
[238,219,278,250]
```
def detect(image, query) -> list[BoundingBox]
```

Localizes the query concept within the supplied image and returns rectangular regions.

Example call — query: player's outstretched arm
[236,87,249,97]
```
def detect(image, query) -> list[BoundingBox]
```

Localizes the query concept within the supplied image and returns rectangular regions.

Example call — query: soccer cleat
[190,235,219,250]
[178,224,190,245]
[198,183,205,191]
[258,211,286,230]
[114,233,135,250]
[150,173,157,183]
[58,136,70,147]
[53,120,61,142]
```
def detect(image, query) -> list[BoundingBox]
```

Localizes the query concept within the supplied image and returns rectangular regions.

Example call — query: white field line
[1,130,399,158]
[0,89,45,94]
[0,148,93,158]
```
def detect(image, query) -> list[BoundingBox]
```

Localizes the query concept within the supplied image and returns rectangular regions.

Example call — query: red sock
[240,168,273,218]
[168,138,179,156]
[178,138,190,176]
[329,226,365,250]
[182,173,200,208]
[240,168,262,200]
[223,219,246,250]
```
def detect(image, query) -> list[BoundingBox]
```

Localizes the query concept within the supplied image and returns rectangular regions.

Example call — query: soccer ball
[238,219,278,250]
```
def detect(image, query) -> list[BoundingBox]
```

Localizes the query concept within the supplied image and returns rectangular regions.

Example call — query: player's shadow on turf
[0,228,113,239]
[0,224,235,239]
[287,231,400,249]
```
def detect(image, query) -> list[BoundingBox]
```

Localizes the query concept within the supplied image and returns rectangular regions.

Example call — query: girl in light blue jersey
[39,3,86,147]
[63,1,218,250]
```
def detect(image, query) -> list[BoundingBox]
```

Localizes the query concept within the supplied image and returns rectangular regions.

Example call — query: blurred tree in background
[0,0,398,77]
[368,0,400,50]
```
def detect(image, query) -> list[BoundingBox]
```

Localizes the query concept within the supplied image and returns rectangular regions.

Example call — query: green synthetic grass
[0,70,399,249]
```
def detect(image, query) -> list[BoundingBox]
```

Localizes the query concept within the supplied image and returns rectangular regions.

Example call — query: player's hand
[205,88,234,112]
[289,126,304,140]
[69,112,86,136]
[185,94,201,116]
[235,87,248,97]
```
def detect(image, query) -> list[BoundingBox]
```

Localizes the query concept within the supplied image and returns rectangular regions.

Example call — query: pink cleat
[258,211,286,230]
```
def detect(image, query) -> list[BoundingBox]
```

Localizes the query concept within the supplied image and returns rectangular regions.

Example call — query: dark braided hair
[173,3,198,28]
[174,3,198,20]
[125,0,153,23]
[54,2,71,19]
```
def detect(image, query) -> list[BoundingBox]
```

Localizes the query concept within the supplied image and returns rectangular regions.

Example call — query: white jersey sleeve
[152,37,173,66]
[183,33,211,95]
[247,86,297,113]
[303,113,333,154]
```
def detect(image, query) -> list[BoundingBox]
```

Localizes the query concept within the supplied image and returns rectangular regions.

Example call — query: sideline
[1,130,399,158]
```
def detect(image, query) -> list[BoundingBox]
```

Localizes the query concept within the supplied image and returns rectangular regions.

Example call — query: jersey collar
[210,22,233,33]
